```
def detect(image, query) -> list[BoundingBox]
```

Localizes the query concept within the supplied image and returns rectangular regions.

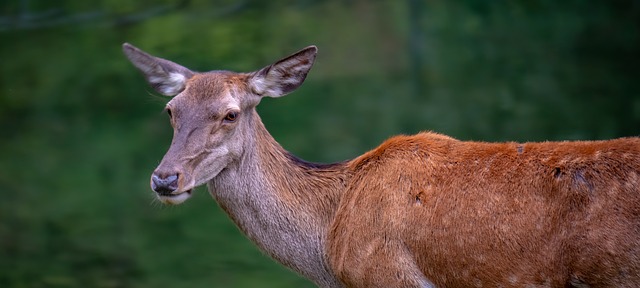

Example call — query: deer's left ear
[248,46,317,98]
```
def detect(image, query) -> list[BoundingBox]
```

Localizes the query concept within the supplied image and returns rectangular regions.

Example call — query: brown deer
[123,43,640,288]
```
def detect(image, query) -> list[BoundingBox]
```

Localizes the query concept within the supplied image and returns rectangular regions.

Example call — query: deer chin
[157,189,192,205]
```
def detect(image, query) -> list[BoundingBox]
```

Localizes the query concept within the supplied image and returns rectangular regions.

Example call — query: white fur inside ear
[250,77,282,97]
[150,72,187,96]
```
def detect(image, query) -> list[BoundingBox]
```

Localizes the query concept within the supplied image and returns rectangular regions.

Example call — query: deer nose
[151,173,180,194]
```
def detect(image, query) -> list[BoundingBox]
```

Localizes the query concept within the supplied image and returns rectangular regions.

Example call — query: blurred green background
[1,0,639,287]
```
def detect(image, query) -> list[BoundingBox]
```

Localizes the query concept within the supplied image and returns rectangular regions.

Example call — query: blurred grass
[1,0,639,287]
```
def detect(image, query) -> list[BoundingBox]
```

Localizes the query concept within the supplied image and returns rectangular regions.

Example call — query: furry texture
[329,133,640,287]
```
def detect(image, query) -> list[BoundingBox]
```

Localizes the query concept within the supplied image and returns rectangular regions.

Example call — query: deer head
[123,43,317,204]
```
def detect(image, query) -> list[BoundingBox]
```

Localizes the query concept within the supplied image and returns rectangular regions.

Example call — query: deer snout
[151,173,180,194]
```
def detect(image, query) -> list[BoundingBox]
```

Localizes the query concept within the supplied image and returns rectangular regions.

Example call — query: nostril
[151,173,180,194]
[163,174,178,184]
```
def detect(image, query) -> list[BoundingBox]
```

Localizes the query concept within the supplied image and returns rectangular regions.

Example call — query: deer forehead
[170,72,249,112]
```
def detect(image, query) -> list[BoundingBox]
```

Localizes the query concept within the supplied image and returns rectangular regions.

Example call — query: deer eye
[224,111,238,123]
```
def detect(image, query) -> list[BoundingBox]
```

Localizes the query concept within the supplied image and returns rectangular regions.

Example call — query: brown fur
[329,133,640,287]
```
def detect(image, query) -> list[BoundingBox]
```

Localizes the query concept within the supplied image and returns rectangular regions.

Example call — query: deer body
[331,134,640,287]
[123,43,640,287]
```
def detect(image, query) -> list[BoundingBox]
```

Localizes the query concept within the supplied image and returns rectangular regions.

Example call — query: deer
[122,42,640,288]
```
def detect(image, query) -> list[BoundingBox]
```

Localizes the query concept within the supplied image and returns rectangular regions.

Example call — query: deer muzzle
[150,169,193,205]
[151,173,179,194]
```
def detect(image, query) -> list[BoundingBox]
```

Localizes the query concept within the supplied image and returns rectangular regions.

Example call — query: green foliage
[1,0,638,287]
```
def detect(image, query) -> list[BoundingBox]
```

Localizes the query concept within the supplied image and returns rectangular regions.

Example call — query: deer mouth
[157,189,192,205]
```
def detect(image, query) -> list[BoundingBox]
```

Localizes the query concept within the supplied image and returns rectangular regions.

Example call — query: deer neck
[207,110,347,287]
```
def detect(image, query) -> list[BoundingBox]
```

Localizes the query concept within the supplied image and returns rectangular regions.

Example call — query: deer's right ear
[248,45,317,98]
[122,43,194,96]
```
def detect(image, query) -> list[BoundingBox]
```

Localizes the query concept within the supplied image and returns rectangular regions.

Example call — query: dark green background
[1,1,639,287]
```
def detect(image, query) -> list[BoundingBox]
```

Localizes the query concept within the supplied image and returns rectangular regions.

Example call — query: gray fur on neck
[207,112,345,287]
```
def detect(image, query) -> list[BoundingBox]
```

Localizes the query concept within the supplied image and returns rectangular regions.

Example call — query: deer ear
[248,45,317,98]
[122,43,194,96]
